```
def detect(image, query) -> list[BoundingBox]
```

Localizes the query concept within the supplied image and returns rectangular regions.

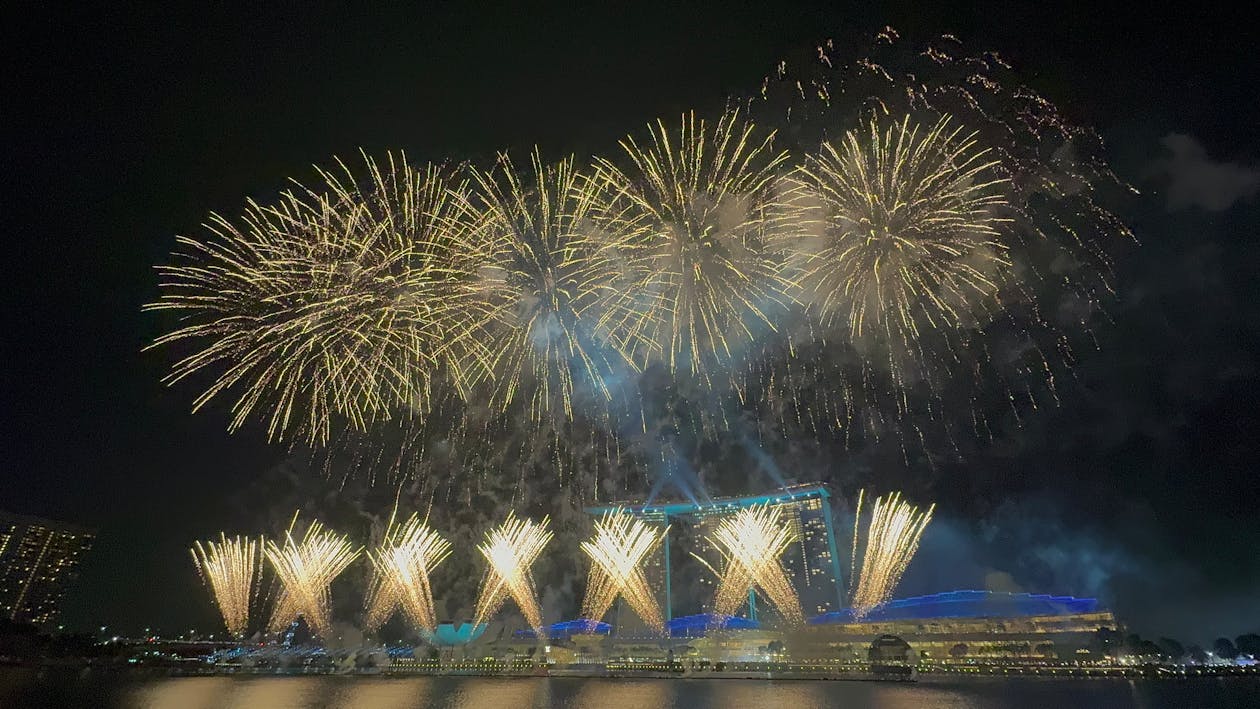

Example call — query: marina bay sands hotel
[586,483,844,623]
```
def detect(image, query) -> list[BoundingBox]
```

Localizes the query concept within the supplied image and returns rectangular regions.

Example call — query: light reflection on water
[2,671,1258,709]
[570,678,672,709]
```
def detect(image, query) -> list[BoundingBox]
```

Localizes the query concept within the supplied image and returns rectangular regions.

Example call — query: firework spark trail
[590,110,798,386]
[267,591,300,635]
[191,534,262,637]
[580,509,667,632]
[363,515,452,634]
[466,150,642,424]
[145,153,496,444]
[264,517,361,637]
[473,514,553,633]
[707,505,804,625]
[850,492,934,620]
[848,488,865,595]
[783,114,1011,398]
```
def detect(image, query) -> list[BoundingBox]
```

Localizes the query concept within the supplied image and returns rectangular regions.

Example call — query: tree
[1134,640,1163,660]
[1156,637,1184,662]
[1213,637,1238,660]
[1091,628,1123,658]
[1235,633,1260,657]
[949,643,968,659]
[1186,645,1208,664]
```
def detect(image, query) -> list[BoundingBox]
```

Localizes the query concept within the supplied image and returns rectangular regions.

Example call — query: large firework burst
[466,151,640,423]
[146,153,492,444]
[784,114,1011,390]
[591,110,797,384]
[190,534,263,637]
[754,29,1133,450]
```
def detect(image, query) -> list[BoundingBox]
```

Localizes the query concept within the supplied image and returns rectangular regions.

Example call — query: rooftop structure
[515,619,612,640]
[585,484,844,621]
[667,613,759,638]
[809,590,1102,624]
[430,621,488,647]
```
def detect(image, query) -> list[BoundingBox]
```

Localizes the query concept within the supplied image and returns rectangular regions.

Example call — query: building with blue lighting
[585,483,845,623]
[790,590,1118,662]
[808,590,1102,625]
[467,589,1119,665]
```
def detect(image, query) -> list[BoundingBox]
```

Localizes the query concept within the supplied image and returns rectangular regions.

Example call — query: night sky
[5,2,1258,644]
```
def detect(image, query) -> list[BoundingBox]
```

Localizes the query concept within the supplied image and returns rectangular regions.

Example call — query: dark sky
[4,2,1258,644]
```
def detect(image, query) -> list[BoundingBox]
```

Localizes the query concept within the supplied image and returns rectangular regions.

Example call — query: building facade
[795,590,1118,662]
[514,591,1118,665]
[0,511,94,627]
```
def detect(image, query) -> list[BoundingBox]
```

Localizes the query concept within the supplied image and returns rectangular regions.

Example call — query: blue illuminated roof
[667,613,760,638]
[807,590,1101,625]
[586,483,829,517]
[515,619,612,640]
[429,621,488,646]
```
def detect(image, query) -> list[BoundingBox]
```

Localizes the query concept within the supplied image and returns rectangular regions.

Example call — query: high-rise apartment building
[0,511,95,627]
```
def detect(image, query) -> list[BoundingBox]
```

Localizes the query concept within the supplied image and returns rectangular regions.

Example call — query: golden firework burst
[591,110,797,384]
[146,152,494,444]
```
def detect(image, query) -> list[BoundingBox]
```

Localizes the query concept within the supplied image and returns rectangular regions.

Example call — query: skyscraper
[587,484,844,623]
[0,511,94,627]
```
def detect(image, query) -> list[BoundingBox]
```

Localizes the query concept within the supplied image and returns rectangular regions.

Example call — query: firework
[590,110,796,384]
[266,590,300,635]
[466,150,640,423]
[263,516,361,637]
[190,534,262,637]
[850,491,934,620]
[146,153,494,444]
[580,509,667,632]
[473,514,553,633]
[147,29,1133,482]
[707,505,803,625]
[783,114,1010,389]
[754,30,1133,449]
[363,514,452,634]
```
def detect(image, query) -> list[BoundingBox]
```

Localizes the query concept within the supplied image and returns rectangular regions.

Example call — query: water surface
[1,670,1257,708]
